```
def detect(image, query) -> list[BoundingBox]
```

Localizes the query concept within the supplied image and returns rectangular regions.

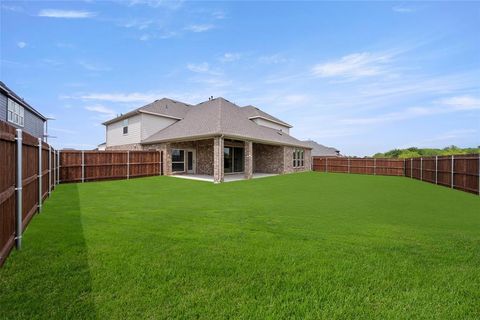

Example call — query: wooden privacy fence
[59,150,163,183]
[0,120,59,266]
[313,155,480,195]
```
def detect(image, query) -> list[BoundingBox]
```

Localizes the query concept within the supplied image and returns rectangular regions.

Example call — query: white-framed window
[7,98,24,127]
[171,149,185,172]
[122,119,128,135]
[293,148,304,168]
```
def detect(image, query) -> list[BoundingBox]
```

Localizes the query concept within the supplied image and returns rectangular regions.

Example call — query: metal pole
[374,158,377,175]
[348,157,350,174]
[81,150,85,183]
[38,138,42,213]
[326,157,328,173]
[435,156,438,184]
[48,145,52,196]
[127,150,130,179]
[420,157,423,181]
[57,151,60,184]
[53,148,56,188]
[410,158,413,178]
[15,129,23,249]
[451,155,454,188]
[403,158,405,177]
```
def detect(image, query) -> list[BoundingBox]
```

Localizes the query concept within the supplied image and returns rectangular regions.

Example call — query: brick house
[103,97,312,183]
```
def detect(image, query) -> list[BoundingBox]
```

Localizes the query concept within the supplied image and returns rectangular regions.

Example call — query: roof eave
[248,116,293,128]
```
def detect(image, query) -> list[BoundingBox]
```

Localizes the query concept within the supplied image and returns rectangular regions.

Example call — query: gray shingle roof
[142,97,310,148]
[303,140,340,156]
[102,98,191,125]
[240,105,292,127]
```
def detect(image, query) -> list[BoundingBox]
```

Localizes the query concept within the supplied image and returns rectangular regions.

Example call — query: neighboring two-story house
[103,97,312,183]
[0,81,46,139]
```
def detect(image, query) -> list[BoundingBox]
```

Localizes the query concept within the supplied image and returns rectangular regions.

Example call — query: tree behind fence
[312,156,480,195]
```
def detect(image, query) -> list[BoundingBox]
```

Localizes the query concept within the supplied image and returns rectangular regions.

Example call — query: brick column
[244,140,253,179]
[213,137,224,183]
[163,143,172,176]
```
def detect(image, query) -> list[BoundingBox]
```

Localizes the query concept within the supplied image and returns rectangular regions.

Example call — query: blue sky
[1,1,479,155]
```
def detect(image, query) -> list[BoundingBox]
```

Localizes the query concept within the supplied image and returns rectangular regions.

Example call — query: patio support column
[244,140,253,179]
[163,143,172,176]
[213,136,224,183]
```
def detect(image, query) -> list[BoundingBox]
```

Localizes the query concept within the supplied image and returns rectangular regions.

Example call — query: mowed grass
[1,172,479,319]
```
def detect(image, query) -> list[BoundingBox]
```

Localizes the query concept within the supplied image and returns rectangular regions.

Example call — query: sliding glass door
[224,146,244,173]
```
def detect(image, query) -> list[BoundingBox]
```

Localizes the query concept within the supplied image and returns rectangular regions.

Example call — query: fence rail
[313,155,480,195]
[59,150,163,183]
[0,120,58,267]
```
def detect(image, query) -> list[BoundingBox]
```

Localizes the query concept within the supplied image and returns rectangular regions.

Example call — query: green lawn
[1,172,479,319]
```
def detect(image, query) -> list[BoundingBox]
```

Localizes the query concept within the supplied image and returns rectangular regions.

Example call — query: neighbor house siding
[0,93,44,138]
[252,118,290,134]
[0,92,6,122]
[106,114,142,147]
[141,113,178,140]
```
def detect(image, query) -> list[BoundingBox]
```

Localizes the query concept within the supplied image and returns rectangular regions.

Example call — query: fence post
[348,157,351,173]
[420,157,423,181]
[451,155,454,188]
[127,150,130,179]
[326,157,328,173]
[403,158,405,176]
[478,154,480,195]
[38,138,42,213]
[410,158,413,178]
[81,150,85,183]
[53,148,56,188]
[374,158,377,175]
[15,129,23,250]
[48,145,52,196]
[57,151,60,184]
[435,156,438,184]
[159,150,162,175]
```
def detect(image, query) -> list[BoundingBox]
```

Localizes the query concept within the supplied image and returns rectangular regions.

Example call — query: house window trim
[171,149,185,173]
[122,119,128,135]
[7,98,25,127]
[293,148,305,168]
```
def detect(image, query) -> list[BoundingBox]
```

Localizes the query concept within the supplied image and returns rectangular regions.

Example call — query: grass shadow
[0,184,97,319]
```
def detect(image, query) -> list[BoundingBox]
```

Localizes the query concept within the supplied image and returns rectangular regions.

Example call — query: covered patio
[171,172,278,183]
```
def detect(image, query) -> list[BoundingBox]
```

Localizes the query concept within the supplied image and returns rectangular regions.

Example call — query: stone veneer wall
[252,143,284,174]
[283,146,312,174]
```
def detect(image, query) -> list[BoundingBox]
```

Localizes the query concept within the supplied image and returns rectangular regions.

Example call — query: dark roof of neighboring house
[303,140,341,156]
[102,98,191,125]
[0,81,47,121]
[142,97,310,148]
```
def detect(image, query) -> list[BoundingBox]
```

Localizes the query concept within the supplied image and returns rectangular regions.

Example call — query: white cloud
[85,105,116,118]
[312,52,393,79]
[392,5,416,13]
[212,10,226,19]
[220,53,241,63]
[437,96,480,111]
[139,34,151,41]
[122,19,153,30]
[259,53,288,64]
[126,0,183,9]
[77,93,159,103]
[17,41,27,48]
[78,61,110,72]
[38,9,96,19]
[187,62,210,73]
[185,24,214,33]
